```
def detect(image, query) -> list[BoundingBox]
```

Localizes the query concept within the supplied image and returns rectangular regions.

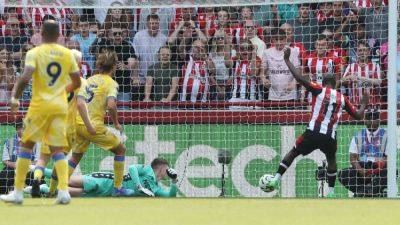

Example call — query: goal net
[0,0,397,198]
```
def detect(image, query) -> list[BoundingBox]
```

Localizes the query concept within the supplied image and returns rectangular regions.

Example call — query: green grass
[0,198,399,225]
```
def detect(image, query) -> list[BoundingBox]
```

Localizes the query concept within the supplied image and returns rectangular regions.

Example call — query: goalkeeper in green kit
[28,158,178,197]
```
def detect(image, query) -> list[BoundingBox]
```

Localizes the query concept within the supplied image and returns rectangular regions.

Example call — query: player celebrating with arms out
[68,50,132,196]
[260,47,369,198]
[0,20,81,204]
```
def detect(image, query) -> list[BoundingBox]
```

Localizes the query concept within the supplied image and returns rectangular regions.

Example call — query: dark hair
[41,20,60,42]
[158,45,171,54]
[147,13,159,22]
[322,74,336,87]
[96,50,117,73]
[151,158,169,169]
[271,28,287,40]
[298,3,311,8]
[42,14,56,22]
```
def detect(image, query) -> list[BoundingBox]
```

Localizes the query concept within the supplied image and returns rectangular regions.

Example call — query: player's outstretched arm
[283,47,313,91]
[345,92,369,120]
[77,96,96,135]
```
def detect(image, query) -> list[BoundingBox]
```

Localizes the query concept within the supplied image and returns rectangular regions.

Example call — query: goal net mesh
[0,0,397,198]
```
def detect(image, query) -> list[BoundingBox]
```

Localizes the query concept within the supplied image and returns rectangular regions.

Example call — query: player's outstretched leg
[325,154,337,198]
[110,144,134,197]
[0,143,35,204]
[265,148,301,190]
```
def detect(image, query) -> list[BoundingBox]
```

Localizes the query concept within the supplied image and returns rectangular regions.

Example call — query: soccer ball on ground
[259,174,275,193]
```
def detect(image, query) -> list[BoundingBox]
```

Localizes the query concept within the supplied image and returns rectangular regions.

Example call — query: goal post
[0,0,397,198]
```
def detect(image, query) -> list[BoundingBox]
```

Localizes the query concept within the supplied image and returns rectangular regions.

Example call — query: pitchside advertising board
[1,125,398,197]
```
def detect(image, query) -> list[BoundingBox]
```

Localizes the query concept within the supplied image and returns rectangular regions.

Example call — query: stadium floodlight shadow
[218,149,232,197]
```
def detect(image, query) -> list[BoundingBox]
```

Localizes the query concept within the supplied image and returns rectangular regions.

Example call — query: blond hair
[96,50,117,73]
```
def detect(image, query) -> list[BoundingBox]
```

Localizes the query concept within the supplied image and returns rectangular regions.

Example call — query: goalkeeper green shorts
[82,173,115,197]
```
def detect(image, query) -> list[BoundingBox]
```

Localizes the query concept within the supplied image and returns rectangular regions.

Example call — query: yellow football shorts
[73,124,120,154]
[22,113,68,147]
[40,127,76,154]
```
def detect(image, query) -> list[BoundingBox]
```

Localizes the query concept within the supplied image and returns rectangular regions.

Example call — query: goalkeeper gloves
[166,168,178,183]
[136,185,155,197]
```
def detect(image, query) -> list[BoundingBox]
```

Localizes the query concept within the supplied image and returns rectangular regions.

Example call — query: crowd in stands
[0,1,392,107]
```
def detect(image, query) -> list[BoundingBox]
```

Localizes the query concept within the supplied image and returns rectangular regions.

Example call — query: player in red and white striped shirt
[262,47,368,198]
[342,41,382,105]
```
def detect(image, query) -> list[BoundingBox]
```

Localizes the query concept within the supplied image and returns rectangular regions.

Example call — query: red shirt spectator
[341,41,382,104]
[303,38,340,85]
[197,7,216,30]
[26,0,73,36]
[169,7,197,36]
[230,41,261,101]
[180,40,215,102]
[353,0,388,8]
[316,2,334,22]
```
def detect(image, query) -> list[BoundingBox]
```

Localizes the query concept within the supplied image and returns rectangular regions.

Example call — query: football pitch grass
[0,198,399,225]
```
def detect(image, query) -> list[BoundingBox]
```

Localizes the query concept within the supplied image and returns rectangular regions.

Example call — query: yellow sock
[114,156,125,189]
[52,153,68,191]
[49,177,58,196]
[14,151,32,190]
[33,166,44,180]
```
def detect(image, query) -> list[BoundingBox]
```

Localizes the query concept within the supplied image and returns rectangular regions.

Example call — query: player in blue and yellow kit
[0,20,81,204]
[67,50,132,196]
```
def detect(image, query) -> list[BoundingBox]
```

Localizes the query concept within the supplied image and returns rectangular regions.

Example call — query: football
[259,174,275,193]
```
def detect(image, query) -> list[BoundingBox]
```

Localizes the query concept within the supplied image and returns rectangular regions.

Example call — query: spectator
[180,40,216,102]
[363,0,388,43]
[103,3,131,30]
[316,2,333,23]
[341,41,382,105]
[342,24,379,64]
[137,8,175,36]
[70,15,97,70]
[277,4,299,21]
[144,46,179,102]
[0,17,28,62]
[0,46,15,102]
[322,29,348,73]
[206,8,231,39]
[168,7,198,36]
[0,120,41,194]
[168,19,207,66]
[253,5,281,28]
[338,109,387,197]
[29,15,66,46]
[65,40,92,79]
[243,20,266,59]
[261,29,299,101]
[133,14,167,83]
[227,40,260,102]
[197,7,217,31]
[25,0,74,37]
[318,1,347,34]
[288,3,318,51]
[280,23,306,62]
[234,7,264,43]
[93,25,138,102]
[303,35,340,86]
[209,30,231,101]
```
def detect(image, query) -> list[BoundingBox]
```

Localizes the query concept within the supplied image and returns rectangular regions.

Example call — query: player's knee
[112,144,126,155]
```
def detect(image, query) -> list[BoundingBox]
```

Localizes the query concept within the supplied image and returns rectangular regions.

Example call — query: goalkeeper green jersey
[81,164,178,197]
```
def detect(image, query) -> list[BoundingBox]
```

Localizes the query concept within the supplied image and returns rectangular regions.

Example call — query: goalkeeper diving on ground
[25,158,178,197]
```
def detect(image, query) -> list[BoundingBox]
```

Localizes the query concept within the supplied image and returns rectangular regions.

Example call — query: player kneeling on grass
[29,158,178,197]
[260,47,368,198]
[67,50,132,197]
